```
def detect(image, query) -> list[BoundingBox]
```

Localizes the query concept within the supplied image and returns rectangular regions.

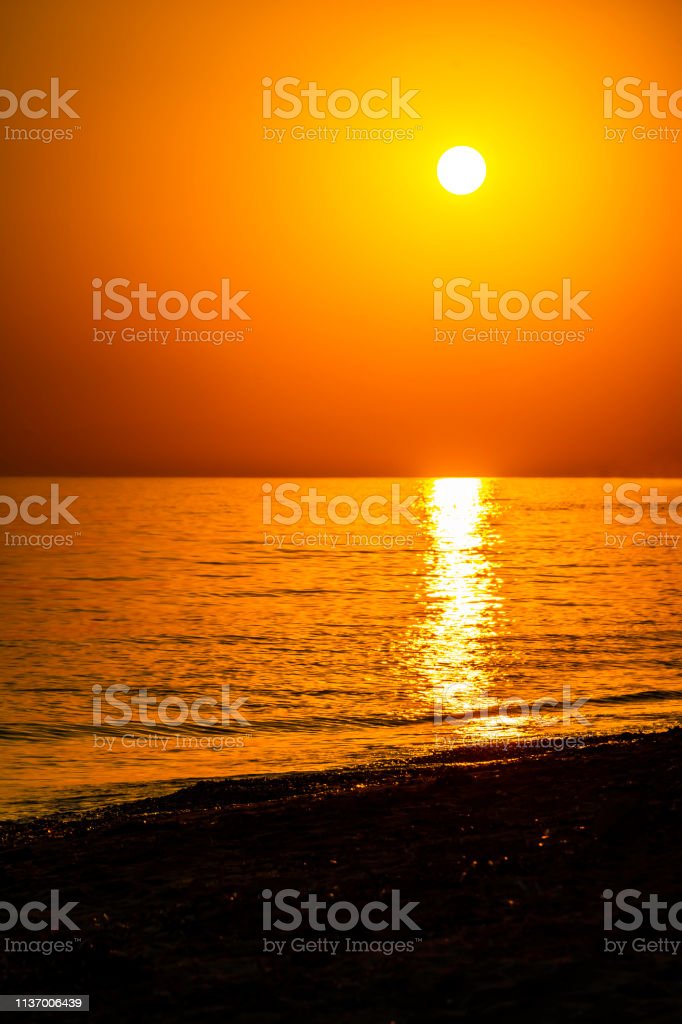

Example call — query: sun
[437,146,487,195]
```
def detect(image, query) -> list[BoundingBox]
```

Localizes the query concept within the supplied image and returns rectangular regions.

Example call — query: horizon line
[2,473,682,481]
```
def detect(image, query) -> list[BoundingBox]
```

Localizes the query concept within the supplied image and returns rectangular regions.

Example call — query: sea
[1,477,681,819]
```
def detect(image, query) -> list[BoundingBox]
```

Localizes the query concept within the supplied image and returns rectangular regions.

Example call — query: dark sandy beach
[2,731,682,1022]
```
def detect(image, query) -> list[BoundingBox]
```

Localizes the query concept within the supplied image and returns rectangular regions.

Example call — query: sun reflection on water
[409,477,519,745]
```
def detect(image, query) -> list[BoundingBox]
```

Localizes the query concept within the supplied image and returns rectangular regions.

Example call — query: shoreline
[3,728,682,1021]
[0,728,648,837]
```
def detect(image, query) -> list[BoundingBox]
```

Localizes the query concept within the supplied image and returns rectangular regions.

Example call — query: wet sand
[2,730,682,1022]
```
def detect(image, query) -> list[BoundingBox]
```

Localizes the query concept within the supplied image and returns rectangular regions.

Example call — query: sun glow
[437,146,487,195]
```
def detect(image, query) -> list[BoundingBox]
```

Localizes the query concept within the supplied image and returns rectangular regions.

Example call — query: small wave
[590,689,682,706]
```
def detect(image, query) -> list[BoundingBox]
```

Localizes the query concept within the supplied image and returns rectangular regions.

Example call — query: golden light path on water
[412,477,526,747]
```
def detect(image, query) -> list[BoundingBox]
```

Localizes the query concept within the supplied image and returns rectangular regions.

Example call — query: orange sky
[1,0,680,476]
